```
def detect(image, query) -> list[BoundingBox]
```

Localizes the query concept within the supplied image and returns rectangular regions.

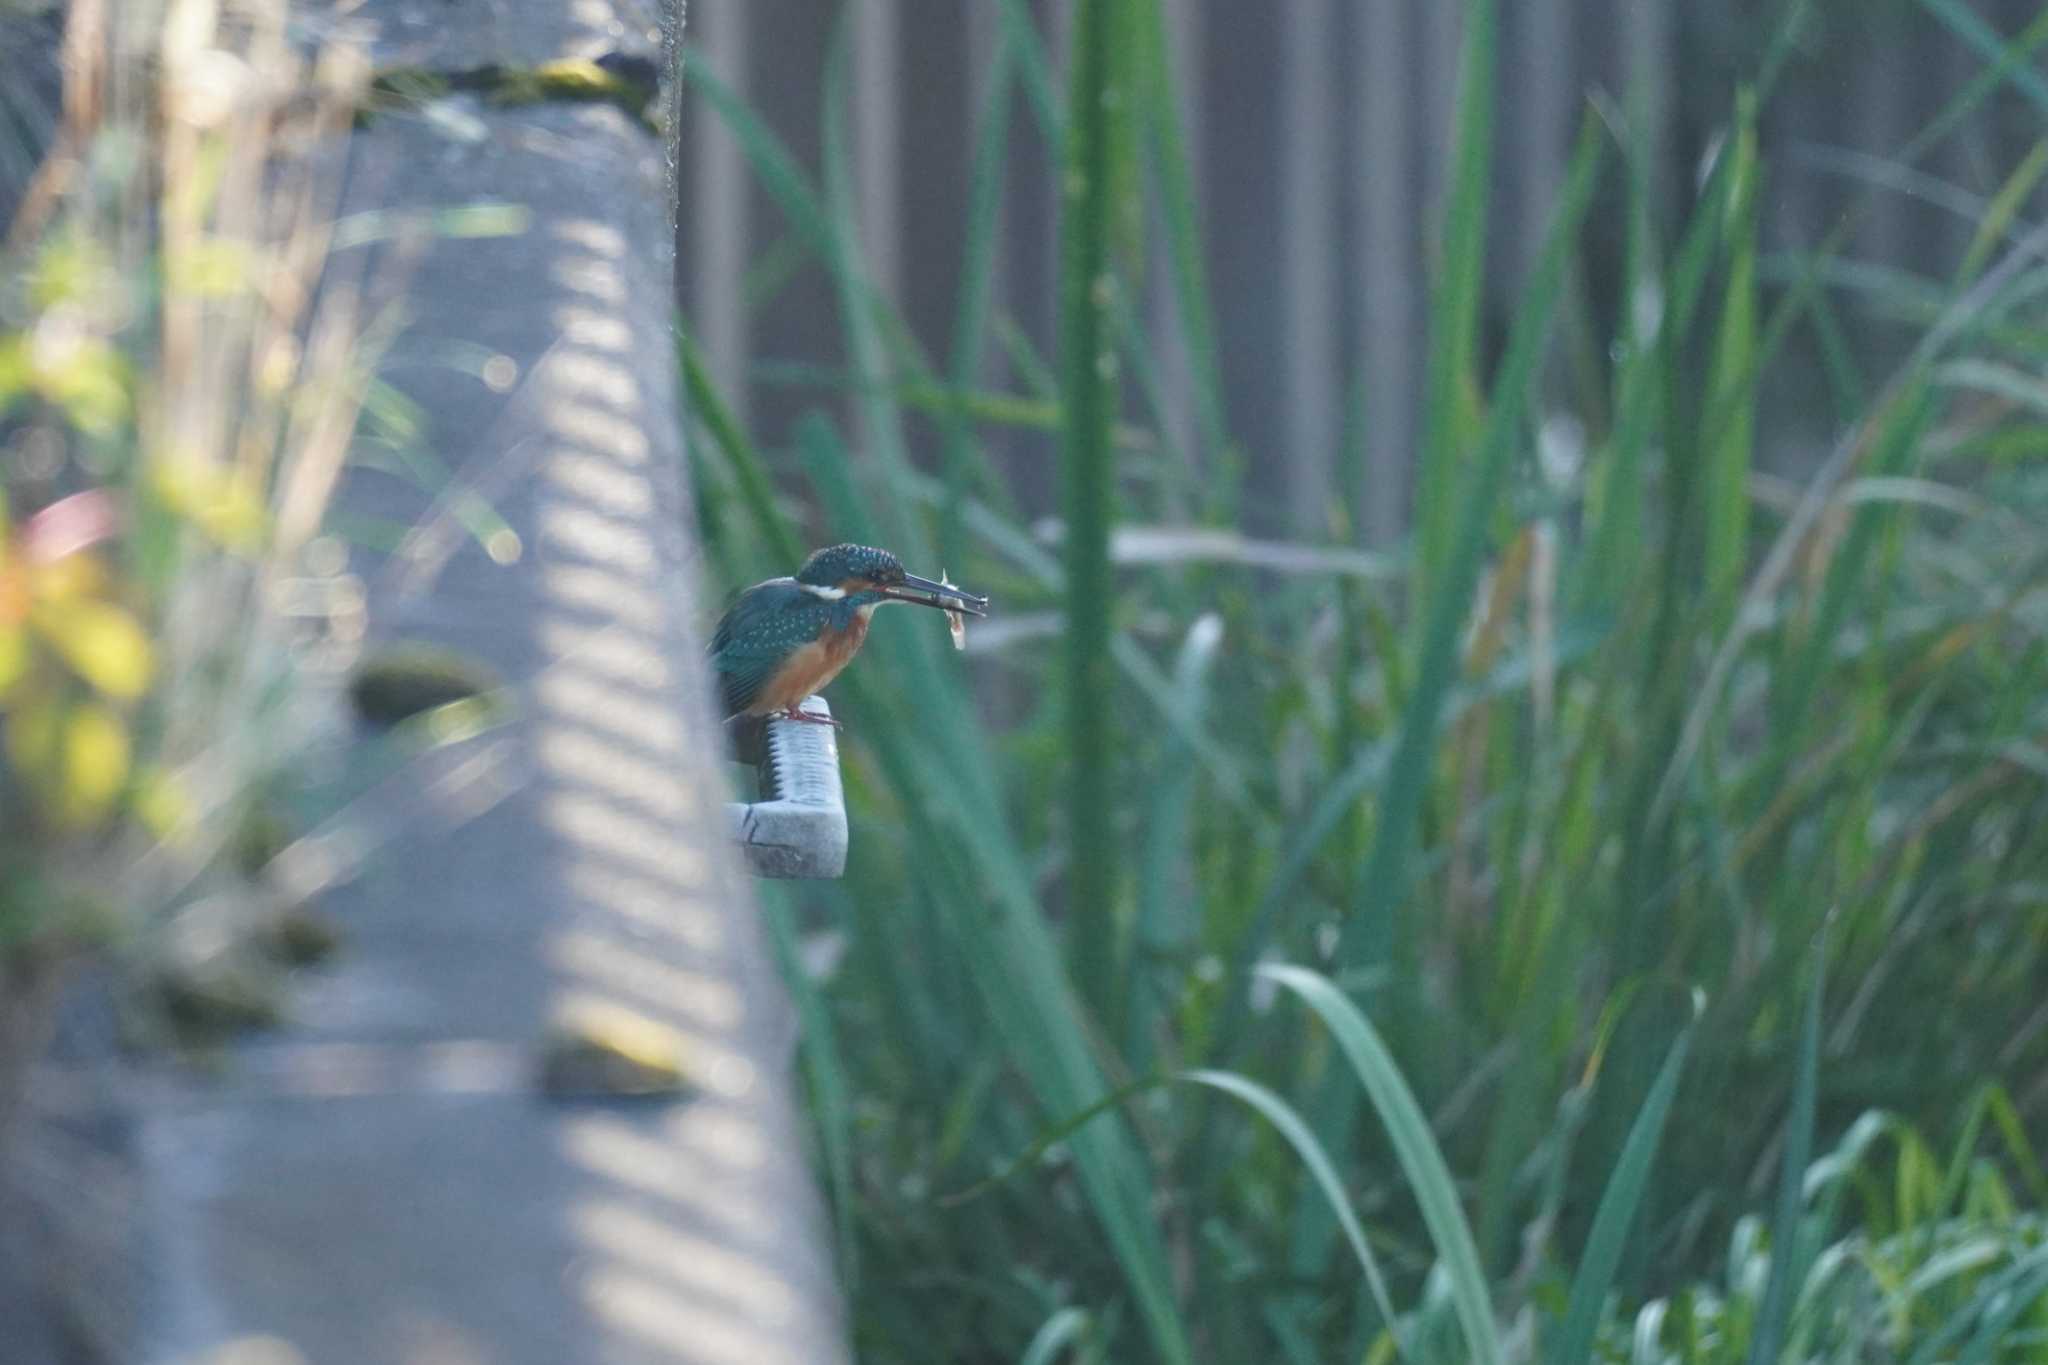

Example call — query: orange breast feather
[756,614,869,712]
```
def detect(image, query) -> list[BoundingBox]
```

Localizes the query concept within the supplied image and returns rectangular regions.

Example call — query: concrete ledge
[128,3,854,1360]
[726,698,849,881]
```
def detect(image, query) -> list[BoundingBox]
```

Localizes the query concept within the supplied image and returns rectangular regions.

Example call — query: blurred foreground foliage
[0,0,376,1039]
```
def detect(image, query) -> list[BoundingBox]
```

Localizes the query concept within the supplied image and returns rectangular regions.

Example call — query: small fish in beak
[940,569,967,651]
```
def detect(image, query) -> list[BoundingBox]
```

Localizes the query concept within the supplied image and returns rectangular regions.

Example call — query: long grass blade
[1412,0,1497,609]
[941,18,1025,553]
[1702,87,1760,614]
[1128,614,1223,1072]
[1745,936,1825,1365]
[1184,1067,1405,1354]
[1262,964,1503,1365]
[1920,0,2048,117]
[992,0,1062,142]
[1547,996,1700,1365]
[1136,0,1231,506]
[680,330,806,567]
[1019,1307,1092,1365]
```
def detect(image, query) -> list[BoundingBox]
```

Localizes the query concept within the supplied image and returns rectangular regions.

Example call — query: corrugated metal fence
[679,0,2044,543]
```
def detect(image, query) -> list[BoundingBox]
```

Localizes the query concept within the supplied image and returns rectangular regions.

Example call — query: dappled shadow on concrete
[141,81,844,1365]
[523,211,841,1365]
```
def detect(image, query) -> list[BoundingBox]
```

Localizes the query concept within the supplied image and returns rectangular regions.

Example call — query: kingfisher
[710,543,989,726]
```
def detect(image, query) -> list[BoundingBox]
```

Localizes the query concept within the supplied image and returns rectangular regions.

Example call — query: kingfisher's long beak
[881,572,989,617]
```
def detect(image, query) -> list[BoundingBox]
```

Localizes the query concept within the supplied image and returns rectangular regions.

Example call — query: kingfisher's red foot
[781,704,842,728]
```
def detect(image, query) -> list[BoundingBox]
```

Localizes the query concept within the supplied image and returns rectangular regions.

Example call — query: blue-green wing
[709,578,830,717]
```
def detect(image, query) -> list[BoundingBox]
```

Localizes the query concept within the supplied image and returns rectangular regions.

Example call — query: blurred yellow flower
[152,457,270,552]
[8,697,131,828]
[132,766,192,843]
[0,489,155,830]
[33,597,154,700]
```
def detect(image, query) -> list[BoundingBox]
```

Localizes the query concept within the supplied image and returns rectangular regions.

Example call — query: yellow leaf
[29,230,114,312]
[32,598,154,699]
[55,702,129,827]
[32,335,130,437]
[165,238,252,298]
[151,458,269,552]
[0,335,27,408]
[27,550,109,603]
[7,694,61,785]
[132,766,191,843]
[1,694,125,828]
[0,623,27,700]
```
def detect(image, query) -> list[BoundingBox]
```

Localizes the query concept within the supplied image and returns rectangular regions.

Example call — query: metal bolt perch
[725,697,848,879]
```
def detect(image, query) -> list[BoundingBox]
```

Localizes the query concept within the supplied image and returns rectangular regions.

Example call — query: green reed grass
[1057,0,1135,1037]
[680,0,2048,1359]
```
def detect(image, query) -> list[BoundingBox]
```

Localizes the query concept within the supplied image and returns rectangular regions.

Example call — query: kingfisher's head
[794,543,988,616]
